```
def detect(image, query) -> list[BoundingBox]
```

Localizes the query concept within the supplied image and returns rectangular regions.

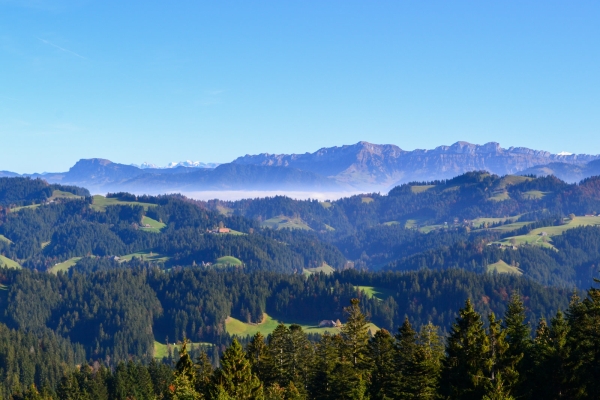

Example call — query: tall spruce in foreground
[211,338,263,400]
[394,318,418,397]
[483,313,516,400]
[531,313,569,399]
[367,329,396,400]
[440,299,490,400]
[565,282,600,399]
[402,322,444,399]
[502,292,531,399]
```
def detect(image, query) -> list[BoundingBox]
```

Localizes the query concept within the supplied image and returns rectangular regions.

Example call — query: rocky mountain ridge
[3,141,599,193]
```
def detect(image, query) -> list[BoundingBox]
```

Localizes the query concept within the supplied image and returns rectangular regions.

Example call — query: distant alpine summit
[133,161,220,169]
[233,141,599,188]
[3,141,599,193]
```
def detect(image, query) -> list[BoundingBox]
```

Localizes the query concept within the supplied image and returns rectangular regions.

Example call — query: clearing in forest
[214,256,243,267]
[303,263,335,276]
[91,195,157,212]
[48,257,82,274]
[153,340,212,359]
[486,260,523,275]
[261,216,312,231]
[225,313,378,337]
[0,255,21,269]
[355,286,396,300]
[140,216,166,233]
[496,216,600,248]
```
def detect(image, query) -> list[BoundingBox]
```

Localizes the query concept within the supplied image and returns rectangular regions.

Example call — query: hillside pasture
[214,256,243,267]
[50,190,82,200]
[91,195,157,212]
[523,190,549,200]
[120,250,170,263]
[361,197,374,204]
[303,263,335,276]
[488,191,510,202]
[0,255,21,269]
[486,260,523,275]
[48,257,82,274]
[410,185,435,194]
[319,201,332,209]
[225,313,379,337]
[0,234,12,244]
[140,216,166,233]
[355,285,396,300]
[261,216,312,231]
[154,340,212,359]
[497,175,532,189]
[495,216,600,249]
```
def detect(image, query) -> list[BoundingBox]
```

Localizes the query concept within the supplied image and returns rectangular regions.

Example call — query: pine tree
[195,350,214,397]
[484,313,517,400]
[403,322,444,400]
[176,339,197,384]
[367,329,396,400]
[286,324,314,392]
[394,318,418,397]
[211,338,263,400]
[502,292,531,398]
[440,299,490,400]
[308,333,338,400]
[531,314,569,399]
[340,298,369,369]
[246,332,268,381]
[265,324,291,387]
[566,283,600,399]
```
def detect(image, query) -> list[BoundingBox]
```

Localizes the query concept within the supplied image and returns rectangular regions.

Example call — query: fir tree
[367,329,396,400]
[566,283,600,399]
[341,298,369,369]
[484,313,516,400]
[247,332,268,381]
[211,338,263,400]
[502,292,531,399]
[403,322,444,400]
[394,318,418,397]
[440,299,490,400]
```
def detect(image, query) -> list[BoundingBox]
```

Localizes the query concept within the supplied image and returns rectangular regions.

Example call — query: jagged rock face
[65,159,144,185]
[233,141,600,189]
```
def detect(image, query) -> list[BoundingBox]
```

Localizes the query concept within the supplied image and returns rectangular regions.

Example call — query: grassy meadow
[0,255,22,269]
[261,216,312,231]
[48,257,82,274]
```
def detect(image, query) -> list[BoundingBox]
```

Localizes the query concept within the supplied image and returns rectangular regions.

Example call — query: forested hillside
[0,174,599,398]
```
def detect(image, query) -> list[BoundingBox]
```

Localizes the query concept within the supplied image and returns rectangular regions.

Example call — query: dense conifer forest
[0,174,599,398]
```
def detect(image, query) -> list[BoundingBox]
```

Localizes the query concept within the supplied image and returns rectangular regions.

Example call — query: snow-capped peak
[557,151,573,156]
[132,161,220,169]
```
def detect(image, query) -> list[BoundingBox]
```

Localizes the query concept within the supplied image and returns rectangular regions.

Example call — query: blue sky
[1,1,599,173]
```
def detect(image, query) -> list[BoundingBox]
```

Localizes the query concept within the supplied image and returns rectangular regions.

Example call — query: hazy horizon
[2,2,600,173]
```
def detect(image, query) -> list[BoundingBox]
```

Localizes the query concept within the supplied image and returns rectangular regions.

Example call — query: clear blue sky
[1,1,599,173]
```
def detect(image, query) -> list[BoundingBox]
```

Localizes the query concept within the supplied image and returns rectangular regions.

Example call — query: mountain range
[2,141,599,193]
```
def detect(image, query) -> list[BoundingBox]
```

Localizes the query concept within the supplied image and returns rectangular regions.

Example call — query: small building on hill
[319,320,337,328]
[218,227,231,233]
[318,320,342,328]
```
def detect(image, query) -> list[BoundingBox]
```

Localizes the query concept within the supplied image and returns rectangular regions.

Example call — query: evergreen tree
[308,333,338,400]
[484,313,516,400]
[195,350,214,397]
[403,322,444,400]
[340,298,369,369]
[502,292,531,399]
[440,299,490,400]
[247,332,268,381]
[211,338,263,400]
[531,313,569,399]
[394,318,418,397]
[367,329,396,400]
[286,324,314,394]
[565,283,600,399]
[265,324,291,387]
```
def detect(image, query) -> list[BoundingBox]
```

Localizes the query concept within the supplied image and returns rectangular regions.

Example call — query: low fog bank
[182,190,364,201]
